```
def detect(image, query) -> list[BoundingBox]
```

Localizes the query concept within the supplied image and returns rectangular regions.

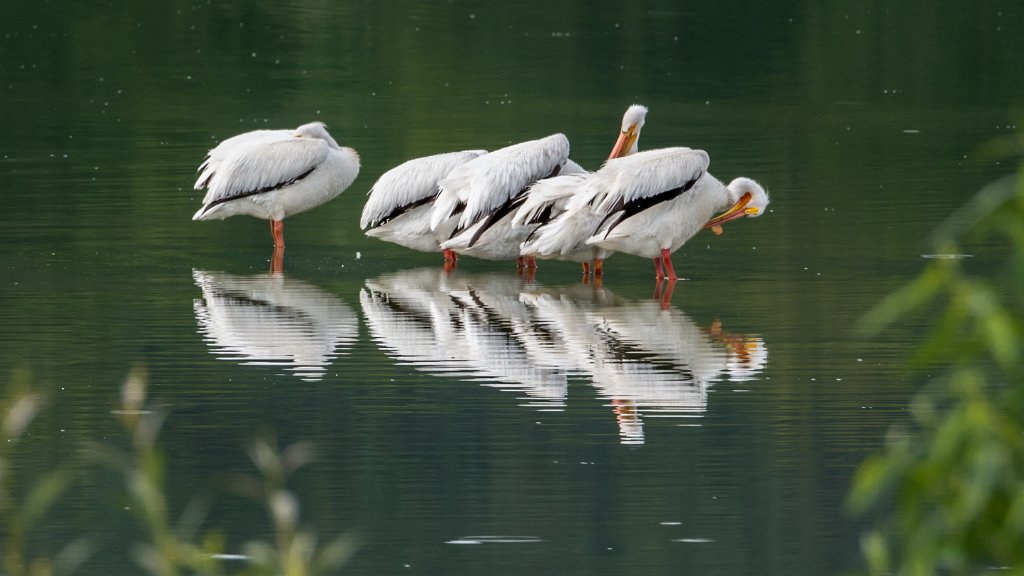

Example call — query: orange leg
[525,256,537,270]
[524,266,536,283]
[270,220,285,248]
[442,249,458,272]
[270,245,284,274]
[594,258,604,276]
[659,277,676,309]
[661,249,677,281]
[582,261,591,276]
[653,256,664,280]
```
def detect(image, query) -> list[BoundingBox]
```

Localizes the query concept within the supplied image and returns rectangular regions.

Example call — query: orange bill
[703,192,757,231]
[608,125,639,159]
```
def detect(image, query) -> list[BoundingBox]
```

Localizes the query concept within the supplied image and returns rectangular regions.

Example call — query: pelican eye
[745,207,760,215]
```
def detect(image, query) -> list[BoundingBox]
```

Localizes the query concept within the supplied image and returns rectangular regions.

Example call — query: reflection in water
[360,268,568,409]
[361,268,766,444]
[193,270,359,381]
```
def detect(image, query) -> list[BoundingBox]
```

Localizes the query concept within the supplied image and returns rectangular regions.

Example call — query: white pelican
[580,147,768,281]
[360,150,487,262]
[433,134,579,267]
[517,104,649,275]
[193,122,360,247]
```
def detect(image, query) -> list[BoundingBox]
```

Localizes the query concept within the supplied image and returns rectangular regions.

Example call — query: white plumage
[517,104,649,273]
[193,121,360,247]
[511,172,590,229]
[559,147,768,280]
[442,105,649,267]
[430,133,571,233]
[588,147,709,215]
[361,150,487,253]
[439,159,586,262]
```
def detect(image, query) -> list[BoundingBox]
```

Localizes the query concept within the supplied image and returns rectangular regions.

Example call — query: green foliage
[92,366,227,576]
[850,146,1024,574]
[2,366,354,575]
[0,368,93,576]
[237,438,357,576]
[94,366,356,576]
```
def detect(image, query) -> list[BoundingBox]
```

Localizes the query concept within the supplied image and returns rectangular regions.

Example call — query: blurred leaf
[248,438,282,483]
[269,490,300,533]
[852,162,1024,575]
[132,543,170,576]
[313,532,359,574]
[15,469,73,533]
[175,497,211,543]
[929,174,1017,246]
[856,264,946,337]
[2,393,44,441]
[847,455,892,513]
[117,365,149,434]
[51,539,96,576]
[241,540,277,572]
[859,531,889,575]
[975,134,1023,164]
[280,442,316,477]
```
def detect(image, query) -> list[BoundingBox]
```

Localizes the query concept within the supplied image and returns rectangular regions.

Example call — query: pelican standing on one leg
[193,121,360,253]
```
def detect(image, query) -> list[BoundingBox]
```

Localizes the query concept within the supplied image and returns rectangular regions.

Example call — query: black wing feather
[599,171,703,239]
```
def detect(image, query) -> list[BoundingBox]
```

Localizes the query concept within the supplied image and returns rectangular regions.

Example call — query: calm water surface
[1,1,1020,574]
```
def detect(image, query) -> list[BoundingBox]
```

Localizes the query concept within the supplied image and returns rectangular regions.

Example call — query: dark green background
[1,1,1020,574]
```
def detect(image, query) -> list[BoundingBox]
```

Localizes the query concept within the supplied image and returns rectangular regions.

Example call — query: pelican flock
[192,106,770,289]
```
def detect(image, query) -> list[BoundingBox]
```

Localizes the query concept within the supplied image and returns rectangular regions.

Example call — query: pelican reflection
[522,290,766,443]
[360,268,568,409]
[193,270,359,381]
[361,268,766,443]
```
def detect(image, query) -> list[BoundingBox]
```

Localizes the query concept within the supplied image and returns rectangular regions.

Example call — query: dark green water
[1,1,1020,574]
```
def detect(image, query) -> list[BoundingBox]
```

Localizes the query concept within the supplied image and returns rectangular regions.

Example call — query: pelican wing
[194,128,292,190]
[512,172,589,227]
[197,134,330,207]
[440,133,571,230]
[361,150,486,230]
[590,147,709,215]
[561,158,587,175]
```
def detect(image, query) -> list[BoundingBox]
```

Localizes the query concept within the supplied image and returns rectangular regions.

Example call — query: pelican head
[704,177,769,235]
[294,121,341,149]
[608,104,648,159]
